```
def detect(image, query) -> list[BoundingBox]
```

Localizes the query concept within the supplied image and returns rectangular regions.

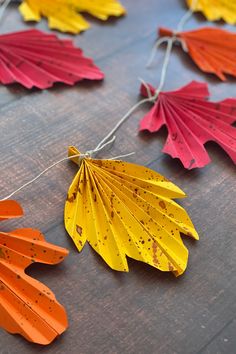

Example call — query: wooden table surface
[1,1,236,353]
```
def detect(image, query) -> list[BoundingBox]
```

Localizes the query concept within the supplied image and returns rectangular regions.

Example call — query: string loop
[146,0,199,68]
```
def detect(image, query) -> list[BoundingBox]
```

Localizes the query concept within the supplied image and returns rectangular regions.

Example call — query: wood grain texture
[0,1,235,353]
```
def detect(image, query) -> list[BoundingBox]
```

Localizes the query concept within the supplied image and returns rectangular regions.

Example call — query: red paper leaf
[0,200,69,345]
[140,81,236,169]
[159,27,236,80]
[0,29,104,89]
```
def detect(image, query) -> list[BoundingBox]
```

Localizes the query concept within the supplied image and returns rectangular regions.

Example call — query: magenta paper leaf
[0,29,104,89]
[140,81,236,169]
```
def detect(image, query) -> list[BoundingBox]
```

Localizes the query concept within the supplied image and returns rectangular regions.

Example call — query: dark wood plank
[0,1,236,353]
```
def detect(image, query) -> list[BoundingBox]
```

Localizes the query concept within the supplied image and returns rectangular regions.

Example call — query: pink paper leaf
[140,81,236,169]
[0,29,104,89]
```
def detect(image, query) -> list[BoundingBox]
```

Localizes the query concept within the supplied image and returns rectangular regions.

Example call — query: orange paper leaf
[0,200,23,221]
[0,200,69,345]
[159,27,236,80]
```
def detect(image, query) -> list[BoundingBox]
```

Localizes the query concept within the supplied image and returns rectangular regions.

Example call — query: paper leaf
[187,0,236,24]
[65,146,199,276]
[19,0,126,34]
[0,29,104,89]
[76,0,126,20]
[0,200,69,345]
[140,81,236,169]
[159,27,236,80]
[0,200,23,221]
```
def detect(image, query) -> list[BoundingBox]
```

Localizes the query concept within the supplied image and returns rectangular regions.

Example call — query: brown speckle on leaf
[76,225,83,235]
[188,159,195,169]
[168,262,174,271]
[152,241,159,265]
[67,192,77,203]
[0,248,5,259]
[172,133,177,140]
[159,201,166,209]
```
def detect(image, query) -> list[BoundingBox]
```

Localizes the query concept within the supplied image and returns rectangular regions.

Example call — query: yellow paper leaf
[76,0,126,20]
[19,0,126,34]
[187,0,236,24]
[64,147,199,276]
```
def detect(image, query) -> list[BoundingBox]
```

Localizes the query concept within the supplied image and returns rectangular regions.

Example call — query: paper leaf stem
[0,200,69,345]
[140,81,236,169]
[0,29,104,89]
[65,146,199,276]
[159,27,236,80]
[187,0,236,24]
[19,0,126,34]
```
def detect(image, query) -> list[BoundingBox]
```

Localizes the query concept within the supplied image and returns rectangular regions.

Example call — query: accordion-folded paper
[65,146,199,276]
[159,27,236,80]
[0,200,69,345]
[0,29,104,89]
[19,0,126,34]
[140,81,236,169]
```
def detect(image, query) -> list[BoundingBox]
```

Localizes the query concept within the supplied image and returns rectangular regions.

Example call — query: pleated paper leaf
[187,0,236,24]
[140,81,236,169]
[65,146,199,276]
[19,0,126,34]
[159,27,236,80]
[0,29,104,89]
[0,200,69,345]
[0,200,23,221]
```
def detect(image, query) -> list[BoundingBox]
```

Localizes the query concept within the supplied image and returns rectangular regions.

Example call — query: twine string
[146,36,172,68]
[1,148,136,201]
[0,0,11,22]
[2,154,81,201]
[176,0,199,32]
[94,96,153,151]
[146,0,199,68]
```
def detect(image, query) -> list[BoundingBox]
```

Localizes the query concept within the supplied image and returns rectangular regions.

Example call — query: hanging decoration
[19,0,126,34]
[0,200,69,345]
[186,0,236,24]
[65,146,199,276]
[158,27,236,81]
[139,81,236,169]
[0,29,104,89]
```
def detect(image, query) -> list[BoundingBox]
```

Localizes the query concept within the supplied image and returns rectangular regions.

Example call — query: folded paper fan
[0,200,69,345]
[187,0,236,24]
[65,146,199,276]
[140,81,236,169]
[159,27,236,80]
[19,0,126,34]
[0,29,104,89]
